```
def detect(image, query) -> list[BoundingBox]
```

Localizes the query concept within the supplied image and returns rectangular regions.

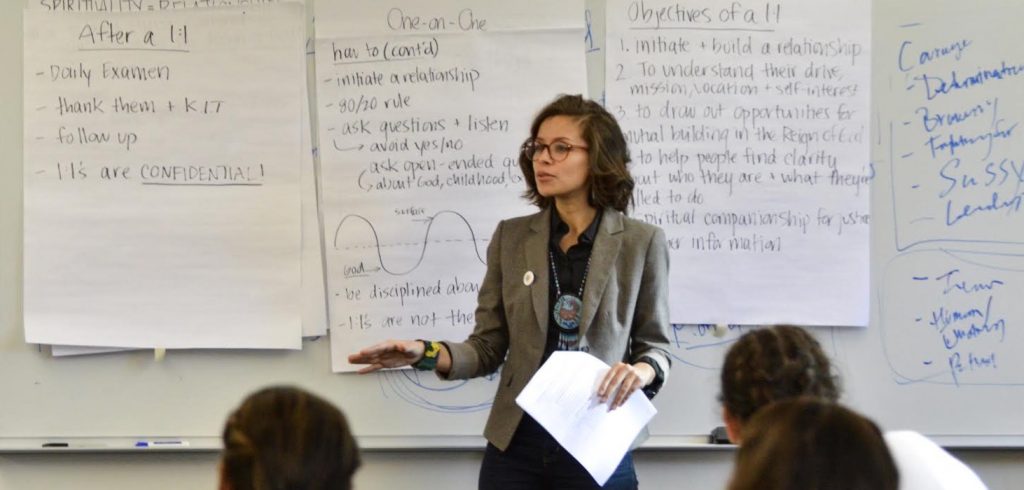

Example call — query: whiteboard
[2,0,1024,449]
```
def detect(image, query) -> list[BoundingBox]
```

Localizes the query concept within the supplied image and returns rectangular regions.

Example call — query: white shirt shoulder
[884,431,988,490]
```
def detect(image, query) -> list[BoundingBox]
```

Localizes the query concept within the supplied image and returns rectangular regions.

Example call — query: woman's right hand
[347,339,425,374]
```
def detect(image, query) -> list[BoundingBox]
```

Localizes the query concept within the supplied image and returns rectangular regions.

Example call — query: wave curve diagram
[333,211,487,276]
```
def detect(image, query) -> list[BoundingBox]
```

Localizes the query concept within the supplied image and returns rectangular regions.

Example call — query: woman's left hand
[597,362,656,411]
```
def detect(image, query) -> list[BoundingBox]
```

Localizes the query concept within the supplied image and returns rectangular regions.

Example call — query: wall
[2,1,1021,488]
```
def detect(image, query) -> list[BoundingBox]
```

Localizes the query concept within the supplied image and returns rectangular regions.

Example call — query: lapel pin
[523,271,535,286]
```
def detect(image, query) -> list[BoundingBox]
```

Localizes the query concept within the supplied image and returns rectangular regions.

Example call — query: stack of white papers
[516,351,657,485]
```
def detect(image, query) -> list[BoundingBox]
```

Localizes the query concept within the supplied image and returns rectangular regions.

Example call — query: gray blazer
[443,207,672,451]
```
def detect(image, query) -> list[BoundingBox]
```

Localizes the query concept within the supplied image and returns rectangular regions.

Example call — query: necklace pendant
[553,294,583,331]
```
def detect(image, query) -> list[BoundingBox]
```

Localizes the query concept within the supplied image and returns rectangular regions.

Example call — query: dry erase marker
[41,442,107,449]
[135,440,190,448]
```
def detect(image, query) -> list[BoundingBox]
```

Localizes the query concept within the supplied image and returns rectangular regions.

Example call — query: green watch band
[413,340,440,371]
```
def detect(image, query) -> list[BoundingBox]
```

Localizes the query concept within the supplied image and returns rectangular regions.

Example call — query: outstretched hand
[348,339,424,374]
[596,362,655,411]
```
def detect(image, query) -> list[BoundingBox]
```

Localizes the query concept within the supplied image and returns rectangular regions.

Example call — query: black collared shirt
[543,208,666,399]
[544,209,602,361]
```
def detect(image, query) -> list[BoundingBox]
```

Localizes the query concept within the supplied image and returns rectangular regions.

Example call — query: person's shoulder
[492,209,545,237]
[616,211,663,240]
[884,431,989,490]
[502,210,543,226]
[501,208,544,228]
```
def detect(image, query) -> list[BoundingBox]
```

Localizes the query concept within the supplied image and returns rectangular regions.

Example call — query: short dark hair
[518,94,635,212]
[728,398,899,490]
[220,386,360,490]
[719,325,840,423]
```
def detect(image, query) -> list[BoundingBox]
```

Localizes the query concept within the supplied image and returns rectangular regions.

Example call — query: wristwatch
[413,340,441,371]
[638,355,665,399]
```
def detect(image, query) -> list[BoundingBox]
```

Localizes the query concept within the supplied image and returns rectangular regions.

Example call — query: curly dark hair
[518,94,635,212]
[719,325,840,423]
[221,386,361,490]
[729,399,898,490]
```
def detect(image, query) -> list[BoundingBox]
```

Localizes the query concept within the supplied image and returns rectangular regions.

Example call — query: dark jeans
[479,415,639,490]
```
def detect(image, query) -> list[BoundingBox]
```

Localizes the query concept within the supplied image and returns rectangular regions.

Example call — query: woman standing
[349,94,671,489]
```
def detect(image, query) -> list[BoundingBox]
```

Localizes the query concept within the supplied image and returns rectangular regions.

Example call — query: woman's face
[532,115,590,203]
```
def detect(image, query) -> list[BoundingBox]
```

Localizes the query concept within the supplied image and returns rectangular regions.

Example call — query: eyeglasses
[521,139,588,162]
